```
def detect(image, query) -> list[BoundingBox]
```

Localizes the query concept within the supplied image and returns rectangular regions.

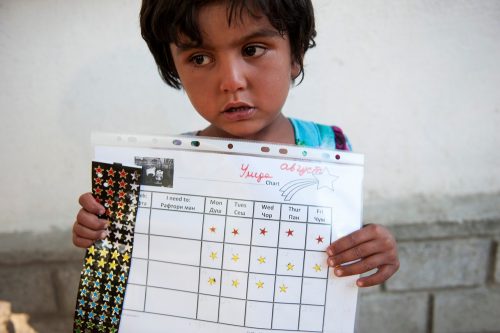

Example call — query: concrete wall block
[434,288,500,333]
[30,315,73,333]
[356,292,428,333]
[495,241,500,284]
[53,262,84,315]
[0,265,58,314]
[386,239,491,290]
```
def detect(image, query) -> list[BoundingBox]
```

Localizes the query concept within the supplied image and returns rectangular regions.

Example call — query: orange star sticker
[107,168,116,177]
[209,226,216,233]
[260,228,267,236]
[119,169,128,178]
[232,228,239,236]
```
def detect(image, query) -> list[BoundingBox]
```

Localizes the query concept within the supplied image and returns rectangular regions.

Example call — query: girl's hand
[72,192,109,248]
[326,224,399,287]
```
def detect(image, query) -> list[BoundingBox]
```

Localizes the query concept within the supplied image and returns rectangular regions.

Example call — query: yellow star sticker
[85,256,94,266]
[122,253,130,263]
[99,248,108,257]
[209,251,218,261]
[279,283,288,293]
[256,281,264,289]
[208,277,216,286]
[111,250,119,260]
[109,261,117,270]
[88,246,96,255]
[97,258,106,268]
[231,254,240,262]
[313,264,322,272]
[257,256,266,264]
[287,263,295,271]
[232,279,240,288]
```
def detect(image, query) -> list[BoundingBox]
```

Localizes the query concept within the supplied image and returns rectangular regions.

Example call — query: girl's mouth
[222,106,256,121]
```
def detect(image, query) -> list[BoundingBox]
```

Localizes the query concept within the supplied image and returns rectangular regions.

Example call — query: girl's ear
[291,61,301,80]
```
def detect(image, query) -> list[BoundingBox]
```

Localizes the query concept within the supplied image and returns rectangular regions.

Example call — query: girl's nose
[218,57,247,93]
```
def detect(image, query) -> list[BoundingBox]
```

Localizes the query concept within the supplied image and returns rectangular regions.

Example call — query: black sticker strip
[73,162,142,333]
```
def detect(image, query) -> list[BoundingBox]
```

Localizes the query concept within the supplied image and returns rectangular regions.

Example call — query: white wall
[1,0,499,232]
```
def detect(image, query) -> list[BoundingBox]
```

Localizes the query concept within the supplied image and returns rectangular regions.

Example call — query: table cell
[280,204,307,222]
[152,193,205,213]
[150,209,203,239]
[254,202,280,220]
[204,197,227,215]
[138,191,152,208]
[308,206,332,224]
[147,261,199,292]
[149,236,201,266]
[145,287,197,318]
[227,199,253,218]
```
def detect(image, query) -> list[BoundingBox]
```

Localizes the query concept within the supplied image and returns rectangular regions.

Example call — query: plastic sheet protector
[93,133,364,333]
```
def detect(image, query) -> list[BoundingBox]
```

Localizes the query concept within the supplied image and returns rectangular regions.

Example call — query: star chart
[91,134,364,333]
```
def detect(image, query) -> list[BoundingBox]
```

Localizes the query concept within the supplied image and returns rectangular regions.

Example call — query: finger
[73,220,108,241]
[327,226,377,256]
[328,239,387,267]
[333,253,387,277]
[79,192,105,215]
[356,265,398,287]
[72,230,95,248]
[76,209,109,231]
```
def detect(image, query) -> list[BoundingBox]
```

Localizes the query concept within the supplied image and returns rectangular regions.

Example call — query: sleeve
[332,126,352,151]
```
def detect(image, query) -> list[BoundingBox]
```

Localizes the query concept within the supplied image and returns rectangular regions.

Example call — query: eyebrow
[175,28,282,54]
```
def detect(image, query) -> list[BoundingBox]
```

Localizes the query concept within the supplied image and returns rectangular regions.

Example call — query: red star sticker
[107,168,116,177]
[106,208,113,217]
[94,165,104,174]
[94,197,102,204]
[106,198,114,207]
[106,188,115,197]
[119,169,128,178]
[286,229,294,237]
[94,187,103,196]
[118,190,126,199]
[260,228,268,236]
[94,177,103,185]
[106,178,115,187]
[116,211,124,220]
[117,201,125,209]
[232,228,239,236]
[209,226,216,233]
[316,235,324,244]
[118,180,127,189]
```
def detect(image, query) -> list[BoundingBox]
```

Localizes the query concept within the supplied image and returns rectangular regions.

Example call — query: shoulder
[289,118,352,151]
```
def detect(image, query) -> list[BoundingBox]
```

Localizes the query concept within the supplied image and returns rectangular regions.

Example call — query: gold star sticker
[257,256,266,264]
[232,279,240,288]
[231,254,240,262]
[88,246,96,255]
[256,281,264,289]
[122,253,130,263]
[97,258,106,268]
[111,250,119,260]
[109,261,117,270]
[85,256,94,266]
[99,248,108,257]
[287,263,295,271]
[279,283,288,293]
[209,251,218,261]
[208,277,216,286]
[313,264,322,272]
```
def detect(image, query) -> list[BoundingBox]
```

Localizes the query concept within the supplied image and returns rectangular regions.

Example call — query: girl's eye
[243,45,266,57]
[190,54,213,66]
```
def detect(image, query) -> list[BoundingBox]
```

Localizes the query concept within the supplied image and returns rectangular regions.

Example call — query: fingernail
[357,280,364,287]
[328,258,335,267]
[327,249,333,256]
[100,231,107,240]
[99,207,105,215]
[335,268,343,276]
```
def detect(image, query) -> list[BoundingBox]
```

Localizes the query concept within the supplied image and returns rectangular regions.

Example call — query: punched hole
[335,154,341,160]
[227,143,234,149]
[261,146,270,153]
[279,148,288,154]
[191,140,200,147]
[173,139,182,146]
[302,151,308,157]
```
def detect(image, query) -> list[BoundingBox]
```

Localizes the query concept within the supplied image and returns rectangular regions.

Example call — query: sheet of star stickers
[92,134,364,333]
[74,162,142,333]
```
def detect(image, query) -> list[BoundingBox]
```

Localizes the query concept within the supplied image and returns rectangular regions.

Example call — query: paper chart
[93,134,364,333]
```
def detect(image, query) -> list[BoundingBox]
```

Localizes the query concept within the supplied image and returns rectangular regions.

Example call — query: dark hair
[140,0,316,89]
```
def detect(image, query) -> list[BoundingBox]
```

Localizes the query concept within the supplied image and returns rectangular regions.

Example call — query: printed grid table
[124,190,333,332]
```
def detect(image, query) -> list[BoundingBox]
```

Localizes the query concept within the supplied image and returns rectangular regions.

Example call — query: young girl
[73,0,399,288]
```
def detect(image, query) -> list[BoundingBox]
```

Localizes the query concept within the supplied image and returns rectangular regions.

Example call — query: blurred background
[1,0,499,332]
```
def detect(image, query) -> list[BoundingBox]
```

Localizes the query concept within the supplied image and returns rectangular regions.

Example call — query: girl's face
[169,3,299,143]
